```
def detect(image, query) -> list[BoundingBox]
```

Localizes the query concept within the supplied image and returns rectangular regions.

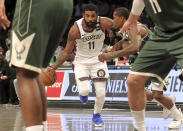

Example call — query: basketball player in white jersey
[50,3,113,127]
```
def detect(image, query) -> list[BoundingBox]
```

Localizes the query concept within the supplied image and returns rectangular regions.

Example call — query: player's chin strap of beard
[84,19,97,28]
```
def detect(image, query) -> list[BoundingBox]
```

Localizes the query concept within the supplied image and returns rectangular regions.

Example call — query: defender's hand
[98,53,110,62]
[119,20,137,35]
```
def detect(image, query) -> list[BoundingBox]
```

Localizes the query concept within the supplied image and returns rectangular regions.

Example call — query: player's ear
[120,16,124,22]
[82,12,85,18]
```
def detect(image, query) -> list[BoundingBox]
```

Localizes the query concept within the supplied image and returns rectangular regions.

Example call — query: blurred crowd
[0,0,155,105]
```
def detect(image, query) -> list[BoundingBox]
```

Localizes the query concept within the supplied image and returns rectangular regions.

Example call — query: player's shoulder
[69,23,80,39]
[100,17,113,31]
[100,17,113,24]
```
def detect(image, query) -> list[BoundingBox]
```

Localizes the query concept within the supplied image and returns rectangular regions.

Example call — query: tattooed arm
[51,24,80,70]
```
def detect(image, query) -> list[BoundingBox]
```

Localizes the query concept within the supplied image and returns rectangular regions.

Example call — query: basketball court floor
[0,105,183,131]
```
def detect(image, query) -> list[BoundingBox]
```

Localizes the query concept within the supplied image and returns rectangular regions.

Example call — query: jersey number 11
[88,41,95,49]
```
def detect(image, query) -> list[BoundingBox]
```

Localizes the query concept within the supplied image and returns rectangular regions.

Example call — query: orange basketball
[40,67,57,86]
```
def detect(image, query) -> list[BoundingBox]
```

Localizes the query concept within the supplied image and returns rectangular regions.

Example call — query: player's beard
[84,19,97,28]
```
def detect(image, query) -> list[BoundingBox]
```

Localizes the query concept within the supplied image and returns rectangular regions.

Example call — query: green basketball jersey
[144,0,183,41]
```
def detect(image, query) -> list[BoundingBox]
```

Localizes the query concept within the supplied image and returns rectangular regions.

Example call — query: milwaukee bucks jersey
[144,0,183,40]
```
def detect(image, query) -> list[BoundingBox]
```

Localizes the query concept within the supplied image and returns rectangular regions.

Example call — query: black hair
[83,3,98,14]
[114,7,129,19]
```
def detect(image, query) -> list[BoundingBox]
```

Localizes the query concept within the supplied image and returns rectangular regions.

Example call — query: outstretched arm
[0,0,10,30]
[51,25,78,70]
[98,24,147,62]
[111,40,123,51]
[98,43,139,62]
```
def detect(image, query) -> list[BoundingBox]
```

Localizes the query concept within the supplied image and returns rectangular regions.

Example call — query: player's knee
[127,75,139,90]
[17,68,39,78]
[127,74,148,90]
[77,80,90,96]
[127,75,139,87]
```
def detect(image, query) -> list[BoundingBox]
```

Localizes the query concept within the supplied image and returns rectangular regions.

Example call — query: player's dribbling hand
[98,53,110,62]
[40,66,57,86]
[0,0,10,30]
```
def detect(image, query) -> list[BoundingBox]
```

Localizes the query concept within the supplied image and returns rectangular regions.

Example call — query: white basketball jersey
[73,17,105,64]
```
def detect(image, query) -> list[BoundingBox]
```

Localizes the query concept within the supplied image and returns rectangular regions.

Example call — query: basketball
[40,67,57,86]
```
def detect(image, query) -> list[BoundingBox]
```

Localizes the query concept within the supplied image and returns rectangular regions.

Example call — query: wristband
[109,52,118,59]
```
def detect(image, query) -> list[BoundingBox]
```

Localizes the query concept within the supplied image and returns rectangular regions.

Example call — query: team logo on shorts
[97,69,105,77]
[15,45,25,60]
[12,32,35,61]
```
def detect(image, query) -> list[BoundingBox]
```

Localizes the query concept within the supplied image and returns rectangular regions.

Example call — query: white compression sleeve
[94,82,106,114]
[131,0,145,16]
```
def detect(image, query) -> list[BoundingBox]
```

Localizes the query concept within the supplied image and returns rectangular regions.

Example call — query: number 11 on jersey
[88,41,95,49]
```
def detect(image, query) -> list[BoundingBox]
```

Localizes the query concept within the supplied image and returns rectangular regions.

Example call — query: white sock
[170,104,182,120]
[42,121,47,131]
[26,125,43,131]
[131,109,146,131]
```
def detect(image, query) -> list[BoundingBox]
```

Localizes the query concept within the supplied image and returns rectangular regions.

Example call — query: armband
[109,52,118,59]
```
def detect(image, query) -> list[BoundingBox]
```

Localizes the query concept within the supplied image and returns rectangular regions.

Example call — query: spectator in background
[0,47,17,104]
[74,0,86,20]
[97,0,110,17]
[0,49,10,104]
[5,29,11,62]
[107,0,121,18]
[9,66,19,105]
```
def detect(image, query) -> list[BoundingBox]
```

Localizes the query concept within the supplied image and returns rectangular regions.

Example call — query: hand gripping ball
[40,66,57,86]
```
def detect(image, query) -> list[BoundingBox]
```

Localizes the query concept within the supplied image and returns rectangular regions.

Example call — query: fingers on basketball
[40,68,57,86]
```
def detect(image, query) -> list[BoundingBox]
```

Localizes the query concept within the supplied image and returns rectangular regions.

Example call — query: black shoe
[134,128,138,131]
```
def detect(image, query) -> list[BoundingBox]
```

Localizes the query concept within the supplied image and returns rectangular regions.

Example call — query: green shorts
[10,0,73,73]
[131,34,183,83]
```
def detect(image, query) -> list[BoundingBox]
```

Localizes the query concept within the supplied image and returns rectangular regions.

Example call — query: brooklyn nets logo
[97,69,106,77]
